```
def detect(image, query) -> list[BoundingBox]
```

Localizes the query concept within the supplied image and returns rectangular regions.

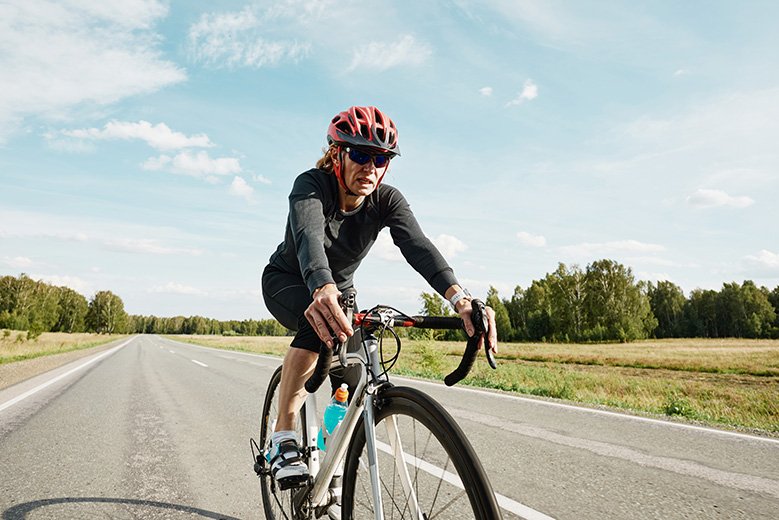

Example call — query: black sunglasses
[345,147,391,168]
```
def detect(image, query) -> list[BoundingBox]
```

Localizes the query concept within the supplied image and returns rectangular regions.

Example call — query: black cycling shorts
[262,264,321,352]
[262,264,361,394]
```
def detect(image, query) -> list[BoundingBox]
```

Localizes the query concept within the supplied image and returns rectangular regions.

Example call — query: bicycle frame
[258,297,499,520]
[302,331,424,520]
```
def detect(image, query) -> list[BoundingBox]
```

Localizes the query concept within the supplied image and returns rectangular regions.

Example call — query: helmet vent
[335,121,352,134]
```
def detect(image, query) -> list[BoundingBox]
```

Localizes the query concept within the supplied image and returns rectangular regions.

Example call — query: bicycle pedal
[277,474,308,491]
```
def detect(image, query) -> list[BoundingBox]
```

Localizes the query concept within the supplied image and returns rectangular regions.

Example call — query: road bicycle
[252,289,502,519]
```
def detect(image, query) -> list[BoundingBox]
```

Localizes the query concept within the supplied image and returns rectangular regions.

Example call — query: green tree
[86,291,129,333]
[716,281,775,338]
[684,289,719,337]
[0,274,59,334]
[485,286,512,341]
[647,281,686,338]
[504,286,527,341]
[583,259,656,342]
[768,286,779,338]
[545,263,586,342]
[53,287,88,333]
[523,279,553,341]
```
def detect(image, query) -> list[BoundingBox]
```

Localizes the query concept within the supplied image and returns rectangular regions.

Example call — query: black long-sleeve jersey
[267,168,458,297]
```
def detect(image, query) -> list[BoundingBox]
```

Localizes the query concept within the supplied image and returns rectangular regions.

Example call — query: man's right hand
[304,283,354,348]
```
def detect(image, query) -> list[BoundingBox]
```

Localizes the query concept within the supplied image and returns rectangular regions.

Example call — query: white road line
[191,359,208,368]
[375,440,555,520]
[169,350,176,354]
[0,338,134,413]
[159,337,779,444]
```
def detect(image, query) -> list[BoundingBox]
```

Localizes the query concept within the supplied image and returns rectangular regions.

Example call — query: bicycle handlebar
[304,291,496,393]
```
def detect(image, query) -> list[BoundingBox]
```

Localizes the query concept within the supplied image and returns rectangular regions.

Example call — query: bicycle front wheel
[258,365,307,520]
[341,386,502,520]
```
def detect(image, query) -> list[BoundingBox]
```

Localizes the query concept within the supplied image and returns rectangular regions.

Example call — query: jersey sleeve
[382,187,459,296]
[288,173,336,294]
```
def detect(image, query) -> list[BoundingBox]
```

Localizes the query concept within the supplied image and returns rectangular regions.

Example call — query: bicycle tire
[341,386,502,520]
[259,365,308,520]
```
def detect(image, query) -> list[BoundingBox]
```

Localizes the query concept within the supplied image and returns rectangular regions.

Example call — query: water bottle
[317,383,349,452]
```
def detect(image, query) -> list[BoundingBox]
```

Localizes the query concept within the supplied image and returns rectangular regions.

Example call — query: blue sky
[1,0,778,321]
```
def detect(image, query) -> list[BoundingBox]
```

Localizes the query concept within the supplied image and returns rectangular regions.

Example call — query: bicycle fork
[363,384,425,520]
[363,392,385,520]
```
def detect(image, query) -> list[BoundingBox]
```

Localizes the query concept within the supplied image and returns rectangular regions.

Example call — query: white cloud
[743,250,779,274]
[148,282,206,295]
[188,6,310,68]
[60,120,214,151]
[371,230,467,262]
[622,88,779,156]
[253,174,273,185]
[142,151,242,178]
[103,239,204,256]
[229,176,254,201]
[560,240,665,258]
[3,256,33,269]
[348,34,432,72]
[686,189,754,209]
[432,234,467,258]
[0,0,185,140]
[506,79,538,107]
[479,86,493,96]
[516,231,546,247]
[674,68,690,76]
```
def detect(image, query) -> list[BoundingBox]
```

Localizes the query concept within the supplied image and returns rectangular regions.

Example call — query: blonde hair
[315,144,338,173]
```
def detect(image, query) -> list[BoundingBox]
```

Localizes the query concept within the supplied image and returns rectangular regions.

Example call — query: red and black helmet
[327,106,400,156]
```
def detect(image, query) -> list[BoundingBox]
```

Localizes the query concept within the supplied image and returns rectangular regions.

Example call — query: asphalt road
[0,336,777,519]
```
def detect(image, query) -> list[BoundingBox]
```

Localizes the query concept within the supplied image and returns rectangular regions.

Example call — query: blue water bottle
[317,383,349,452]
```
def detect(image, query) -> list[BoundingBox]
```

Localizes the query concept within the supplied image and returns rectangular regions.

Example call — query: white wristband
[449,288,471,310]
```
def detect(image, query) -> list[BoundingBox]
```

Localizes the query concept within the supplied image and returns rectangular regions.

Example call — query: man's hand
[455,298,498,354]
[305,283,354,348]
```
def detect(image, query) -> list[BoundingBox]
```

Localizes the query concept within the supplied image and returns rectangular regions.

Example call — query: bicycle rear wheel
[341,386,502,520]
[258,365,308,519]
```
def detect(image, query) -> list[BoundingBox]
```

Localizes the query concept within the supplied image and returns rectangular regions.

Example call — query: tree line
[478,259,778,342]
[2,262,778,342]
[0,274,287,337]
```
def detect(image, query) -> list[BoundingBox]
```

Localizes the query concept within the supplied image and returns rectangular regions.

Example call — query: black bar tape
[304,342,333,393]
[444,335,479,386]
[411,315,463,329]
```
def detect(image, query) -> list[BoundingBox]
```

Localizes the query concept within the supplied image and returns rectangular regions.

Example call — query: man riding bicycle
[261,105,498,489]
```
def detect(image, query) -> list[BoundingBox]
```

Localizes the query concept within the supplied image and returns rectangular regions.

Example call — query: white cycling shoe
[269,439,309,490]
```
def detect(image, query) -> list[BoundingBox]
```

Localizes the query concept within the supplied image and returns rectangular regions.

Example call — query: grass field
[0,330,127,364]
[172,335,779,434]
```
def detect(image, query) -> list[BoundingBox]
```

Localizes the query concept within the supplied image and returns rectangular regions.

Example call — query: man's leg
[275,346,318,431]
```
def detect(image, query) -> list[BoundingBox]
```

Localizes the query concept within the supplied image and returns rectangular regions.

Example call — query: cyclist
[261,105,498,488]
